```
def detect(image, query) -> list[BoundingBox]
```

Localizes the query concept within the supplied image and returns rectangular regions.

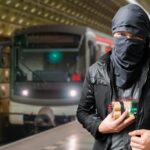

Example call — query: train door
[85,31,97,69]
[95,43,102,59]
[88,40,97,65]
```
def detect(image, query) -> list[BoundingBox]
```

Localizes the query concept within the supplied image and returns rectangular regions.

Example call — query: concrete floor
[0,121,94,150]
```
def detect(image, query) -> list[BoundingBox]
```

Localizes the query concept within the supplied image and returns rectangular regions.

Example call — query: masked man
[77,4,150,150]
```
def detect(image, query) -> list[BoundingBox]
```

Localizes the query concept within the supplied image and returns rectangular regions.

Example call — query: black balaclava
[111,4,150,89]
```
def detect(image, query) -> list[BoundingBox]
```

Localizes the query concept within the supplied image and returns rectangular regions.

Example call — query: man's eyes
[114,33,126,37]
[118,33,131,36]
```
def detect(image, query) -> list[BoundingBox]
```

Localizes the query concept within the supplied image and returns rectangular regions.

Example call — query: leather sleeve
[76,69,107,140]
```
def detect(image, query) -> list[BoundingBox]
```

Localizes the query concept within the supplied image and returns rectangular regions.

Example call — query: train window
[14,49,82,82]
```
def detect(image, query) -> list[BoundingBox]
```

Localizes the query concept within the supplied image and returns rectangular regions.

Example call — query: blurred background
[0,0,149,149]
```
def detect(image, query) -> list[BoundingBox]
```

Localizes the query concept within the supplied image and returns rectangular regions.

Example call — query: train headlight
[21,89,29,96]
[69,89,78,97]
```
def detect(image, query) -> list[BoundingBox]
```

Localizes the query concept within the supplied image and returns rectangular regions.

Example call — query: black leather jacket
[76,52,150,150]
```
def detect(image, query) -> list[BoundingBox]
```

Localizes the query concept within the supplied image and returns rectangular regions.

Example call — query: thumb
[129,129,144,136]
[107,112,113,118]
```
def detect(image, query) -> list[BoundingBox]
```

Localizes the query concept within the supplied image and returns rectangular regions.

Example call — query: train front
[10,26,85,127]
[13,49,83,105]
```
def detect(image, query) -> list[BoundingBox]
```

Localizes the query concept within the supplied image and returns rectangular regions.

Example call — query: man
[77,4,150,150]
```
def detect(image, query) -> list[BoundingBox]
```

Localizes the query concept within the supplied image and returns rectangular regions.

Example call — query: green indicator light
[48,50,63,63]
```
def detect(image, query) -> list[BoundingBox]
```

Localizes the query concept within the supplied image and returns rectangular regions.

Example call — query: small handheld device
[112,100,138,120]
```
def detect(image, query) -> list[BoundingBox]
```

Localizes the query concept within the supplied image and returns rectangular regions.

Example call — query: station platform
[0,121,94,150]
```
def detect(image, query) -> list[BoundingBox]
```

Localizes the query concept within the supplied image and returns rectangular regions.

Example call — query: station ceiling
[0,0,149,37]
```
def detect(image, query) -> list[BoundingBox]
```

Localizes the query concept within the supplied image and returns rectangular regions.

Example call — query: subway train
[0,25,113,131]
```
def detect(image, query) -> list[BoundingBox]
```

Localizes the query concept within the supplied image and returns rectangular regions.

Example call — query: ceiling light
[18,19,24,24]
[62,7,66,11]
[74,0,78,4]
[56,4,62,9]
[44,0,49,4]
[26,22,30,26]
[31,8,36,13]
[50,2,55,7]
[10,16,15,22]
[55,17,60,21]
[60,18,65,23]
[65,20,70,24]
[71,11,75,15]
[23,6,28,10]
[6,0,11,5]
[76,13,80,17]
[50,15,54,19]
[38,11,42,15]
[44,13,49,17]
[67,9,71,13]
[15,3,20,8]
[1,15,6,20]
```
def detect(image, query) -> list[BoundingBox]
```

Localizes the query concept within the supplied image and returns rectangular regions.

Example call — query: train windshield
[15,48,84,82]
[12,31,85,83]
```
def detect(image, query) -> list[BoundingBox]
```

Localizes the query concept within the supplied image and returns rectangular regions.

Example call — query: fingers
[129,130,143,136]
[107,112,113,118]
[129,130,150,150]
[131,147,143,150]
[131,136,144,145]
[114,111,128,125]
[115,116,135,132]
[114,111,135,129]
[99,112,135,134]
[124,115,135,124]
[130,136,145,150]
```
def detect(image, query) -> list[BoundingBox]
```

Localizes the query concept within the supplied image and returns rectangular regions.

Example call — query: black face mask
[111,36,145,88]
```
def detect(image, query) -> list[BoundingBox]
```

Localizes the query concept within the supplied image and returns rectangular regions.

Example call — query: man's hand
[129,129,150,150]
[98,111,135,134]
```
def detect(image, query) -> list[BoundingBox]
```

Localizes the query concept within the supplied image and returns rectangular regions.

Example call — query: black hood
[111,4,150,89]
[112,4,150,38]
